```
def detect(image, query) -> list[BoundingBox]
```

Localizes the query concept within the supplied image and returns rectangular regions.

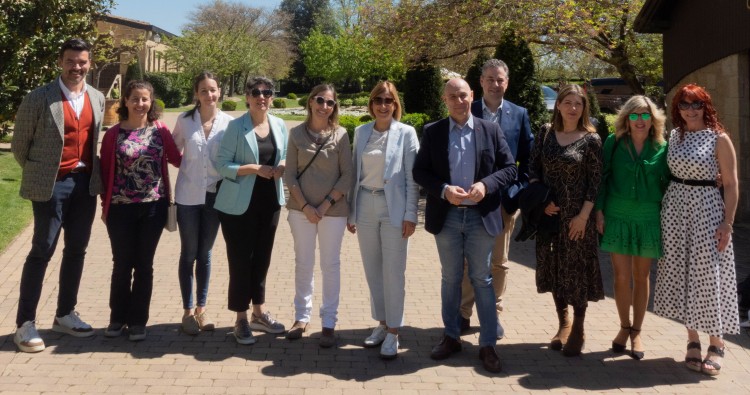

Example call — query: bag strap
[296,132,333,180]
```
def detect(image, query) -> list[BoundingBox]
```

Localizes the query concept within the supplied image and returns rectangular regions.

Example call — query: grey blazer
[12,78,105,201]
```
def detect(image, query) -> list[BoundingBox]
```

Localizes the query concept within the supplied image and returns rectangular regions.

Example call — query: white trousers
[288,209,347,329]
[355,191,408,328]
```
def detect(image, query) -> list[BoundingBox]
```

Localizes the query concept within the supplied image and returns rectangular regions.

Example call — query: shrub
[402,59,445,121]
[400,113,430,139]
[272,98,287,108]
[339,98,353,107]
[359,114,373,122]
[298,96,308,107]
[143,72,190,108]
[338,115,367,142]
[287,93,297,99]
[221,101,237,111]
[124,60,143,86]
[353,97,369,107]
[154,98,165,111]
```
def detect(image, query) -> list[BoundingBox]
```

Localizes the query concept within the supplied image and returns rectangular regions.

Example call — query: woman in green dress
[595,95,669,360]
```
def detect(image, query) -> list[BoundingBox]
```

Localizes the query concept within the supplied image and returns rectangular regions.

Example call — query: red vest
[58,91,94,179]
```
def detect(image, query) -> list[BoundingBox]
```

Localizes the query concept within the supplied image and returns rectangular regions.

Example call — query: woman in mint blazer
[214,77,288,345]
[346,81,419,359]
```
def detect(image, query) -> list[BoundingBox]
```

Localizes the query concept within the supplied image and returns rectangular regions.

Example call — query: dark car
[588,77,634,113]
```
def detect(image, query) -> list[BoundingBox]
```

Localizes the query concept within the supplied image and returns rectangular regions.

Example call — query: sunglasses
[313,96,336,107]
[628,113,651,121]
[250,89,273,98]
[678,101,704,110]
[372,97,395,106]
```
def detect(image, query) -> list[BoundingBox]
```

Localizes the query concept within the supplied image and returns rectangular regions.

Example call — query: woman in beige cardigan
[283,84,354,348]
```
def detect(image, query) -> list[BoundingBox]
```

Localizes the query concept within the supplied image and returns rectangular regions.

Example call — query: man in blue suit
[459,59,534,338]
[413,78,517,373]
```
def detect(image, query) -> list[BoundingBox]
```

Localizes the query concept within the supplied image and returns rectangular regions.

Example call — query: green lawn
[0,151,33,253]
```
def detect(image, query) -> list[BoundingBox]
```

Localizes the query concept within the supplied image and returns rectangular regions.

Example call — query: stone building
[635,0,750,221]
[95,15,177,97]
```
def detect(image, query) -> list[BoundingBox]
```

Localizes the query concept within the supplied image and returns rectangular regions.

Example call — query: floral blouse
[111,125,165,204]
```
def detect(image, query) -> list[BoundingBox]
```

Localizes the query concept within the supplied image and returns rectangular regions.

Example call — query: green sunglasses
[628,113,651,121]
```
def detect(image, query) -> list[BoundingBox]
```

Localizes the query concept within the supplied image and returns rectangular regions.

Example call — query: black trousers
[105,199,167,326]
[218,181,280,312]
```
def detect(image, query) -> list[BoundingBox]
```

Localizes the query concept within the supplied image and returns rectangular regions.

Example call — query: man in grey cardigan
[11,38,105,352]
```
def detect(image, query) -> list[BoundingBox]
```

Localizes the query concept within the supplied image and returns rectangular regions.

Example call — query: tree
[362,0,661,95]
[494,31,548,133]
[279,0,337,85]
[0,0,114,129]
[166,0,292,94]
[465,48,491,99]
[299,27,405,90]
[90,32,141,92]
[402,58,445,121]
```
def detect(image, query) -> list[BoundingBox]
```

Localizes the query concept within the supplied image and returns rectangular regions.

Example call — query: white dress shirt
[58,77,88,119]
[173,110,234,205]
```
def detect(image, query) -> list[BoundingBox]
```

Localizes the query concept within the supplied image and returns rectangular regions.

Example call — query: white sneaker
[380,333,399,359]
[52,310,94,337]
[14,321,45,353]
[364,324,387,348]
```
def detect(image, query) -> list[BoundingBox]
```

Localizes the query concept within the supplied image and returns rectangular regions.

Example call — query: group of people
[10,38,740,376]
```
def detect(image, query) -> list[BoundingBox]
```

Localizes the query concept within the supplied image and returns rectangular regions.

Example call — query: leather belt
[670,175,716,187]
[360,186,385,195]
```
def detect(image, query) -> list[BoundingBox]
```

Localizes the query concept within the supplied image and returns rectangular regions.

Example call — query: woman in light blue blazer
[214,77,287,345]
[347,81,420,359]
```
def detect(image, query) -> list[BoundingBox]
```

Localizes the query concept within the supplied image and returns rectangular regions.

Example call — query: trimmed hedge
[400,113,430,139]
[287,93,297,99]
[353,97,369,107]
[339,98,353,107]
[297,96,308,107]
[154,98,165,111]
[272,98,287,108]
[338,112,430,143]
[221,101,237,111]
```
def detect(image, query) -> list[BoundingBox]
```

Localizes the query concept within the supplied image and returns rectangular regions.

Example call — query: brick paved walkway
[1,113,748,394]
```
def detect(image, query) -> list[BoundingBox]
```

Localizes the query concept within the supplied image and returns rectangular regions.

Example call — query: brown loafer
[479,346,502,373]
[319,327,336,348]
[430,335,462,360]
[285,321,308,340]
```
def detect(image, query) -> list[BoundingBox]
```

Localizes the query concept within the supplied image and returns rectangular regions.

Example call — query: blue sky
[111,0,283,36]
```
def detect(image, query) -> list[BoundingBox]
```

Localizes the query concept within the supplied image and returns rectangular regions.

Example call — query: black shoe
[479,346,502,373]
[430,335,462,360]
[460,317,470,334]
[611,325,630,353]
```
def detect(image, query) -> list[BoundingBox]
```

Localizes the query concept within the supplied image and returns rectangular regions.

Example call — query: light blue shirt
[481,98,504,126]
[444,115,476,205]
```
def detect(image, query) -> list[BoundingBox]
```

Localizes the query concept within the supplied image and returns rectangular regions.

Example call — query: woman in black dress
[528,84,604,357]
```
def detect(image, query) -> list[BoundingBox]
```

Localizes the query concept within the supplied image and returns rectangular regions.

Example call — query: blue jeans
[16,172,96,326]
[177,191,220,310]
[434,207,497,347]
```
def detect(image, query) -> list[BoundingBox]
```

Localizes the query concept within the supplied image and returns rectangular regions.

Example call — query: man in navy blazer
[460,59,534,337]
[413,78,516,373]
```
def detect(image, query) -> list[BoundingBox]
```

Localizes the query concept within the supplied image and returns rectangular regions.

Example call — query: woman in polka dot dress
[655,84,739,376]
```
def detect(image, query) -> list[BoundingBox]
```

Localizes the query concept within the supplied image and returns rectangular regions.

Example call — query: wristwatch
[325,195,336,205]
